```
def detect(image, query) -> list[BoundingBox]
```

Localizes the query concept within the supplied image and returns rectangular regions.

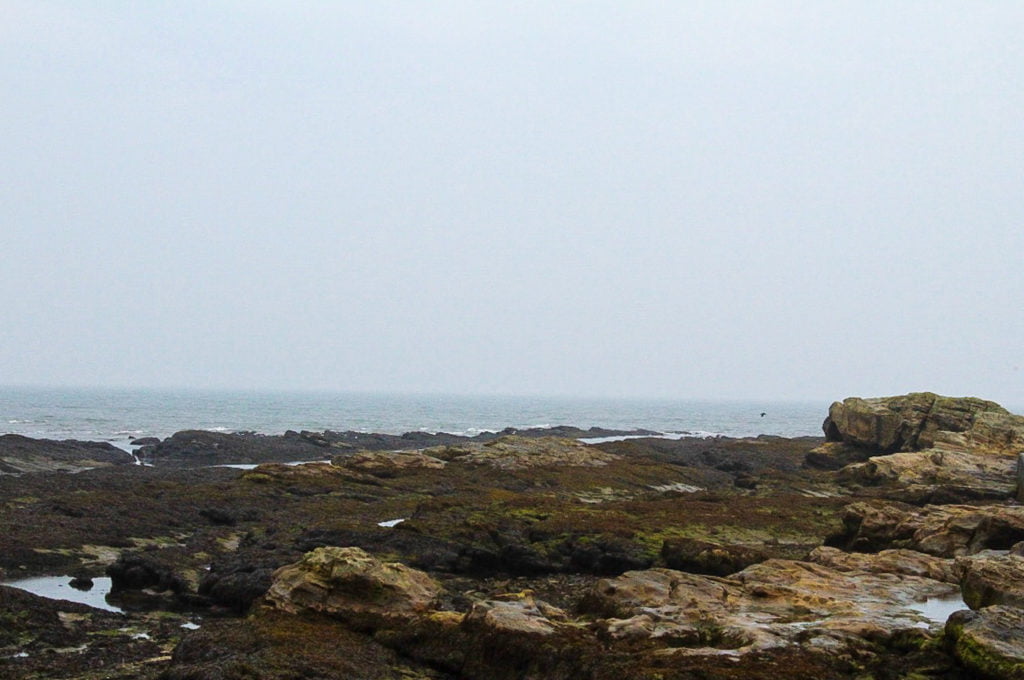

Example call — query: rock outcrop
[837,448,1017,501]
[828,502,1024,556]
[135,426,658,469]
[331,450,447,477]
[811,394,1024,500]
[822,393,1024,455]
[106,553,188,595]
[137,430,329,467]
[428,435,619,470]
[0,434,132,474]
[264,547,442,630]
[584,559,956,655]
[809,545,956,583]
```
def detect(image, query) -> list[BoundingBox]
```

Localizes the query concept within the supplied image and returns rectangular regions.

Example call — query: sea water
[0,386,827,447]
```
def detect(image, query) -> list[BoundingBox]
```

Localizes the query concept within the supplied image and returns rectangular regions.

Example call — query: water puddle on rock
[910,594,967,626]
[213,459,332,470]
[3,576,123,613]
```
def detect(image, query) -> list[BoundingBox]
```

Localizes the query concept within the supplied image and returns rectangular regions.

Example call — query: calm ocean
[0,387,827,447]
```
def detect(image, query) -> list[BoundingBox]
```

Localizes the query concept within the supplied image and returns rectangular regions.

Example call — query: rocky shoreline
[2,393,1024,679]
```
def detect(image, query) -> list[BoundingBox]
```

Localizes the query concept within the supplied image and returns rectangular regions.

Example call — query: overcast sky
[1,2,1021,405]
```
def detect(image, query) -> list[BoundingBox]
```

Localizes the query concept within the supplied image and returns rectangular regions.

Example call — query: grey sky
[1,2,1022,404]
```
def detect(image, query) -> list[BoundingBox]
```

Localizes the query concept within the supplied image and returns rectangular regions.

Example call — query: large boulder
[945,606,1024,680]
[264,547,442,630]
[822,393,1024,455]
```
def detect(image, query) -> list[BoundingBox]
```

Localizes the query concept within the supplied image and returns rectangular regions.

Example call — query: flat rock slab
[830,502,1024,557]
[588,558,958,655]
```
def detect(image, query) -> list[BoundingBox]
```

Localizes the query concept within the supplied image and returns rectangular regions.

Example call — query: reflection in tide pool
[3,576,122,613]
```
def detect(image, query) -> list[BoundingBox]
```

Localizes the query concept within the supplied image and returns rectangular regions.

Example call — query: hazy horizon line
[5,382,1019,410]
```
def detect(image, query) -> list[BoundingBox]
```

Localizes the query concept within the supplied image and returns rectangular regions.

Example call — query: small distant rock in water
[69,576,94,591]
[130,437,161,446]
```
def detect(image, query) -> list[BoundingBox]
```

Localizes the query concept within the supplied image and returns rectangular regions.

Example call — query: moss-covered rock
[945,606,1024,679]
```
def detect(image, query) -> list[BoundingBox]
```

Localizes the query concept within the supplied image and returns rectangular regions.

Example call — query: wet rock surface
[2,393,1022,678]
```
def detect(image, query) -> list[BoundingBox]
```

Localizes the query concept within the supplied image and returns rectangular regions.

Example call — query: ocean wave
[579,431,728,444]
[578,434,654,444]
[671,430,727,439]
[448,427,500,437]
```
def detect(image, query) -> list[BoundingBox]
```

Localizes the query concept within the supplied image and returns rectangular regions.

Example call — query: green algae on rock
[945,606,1024,680]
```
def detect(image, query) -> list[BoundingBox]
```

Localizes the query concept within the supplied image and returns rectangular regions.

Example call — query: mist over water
[0,386,825,445]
